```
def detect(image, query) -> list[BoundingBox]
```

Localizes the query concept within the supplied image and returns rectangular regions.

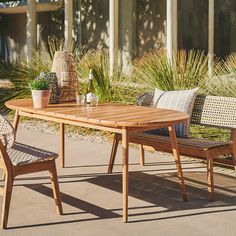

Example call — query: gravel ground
[18,119,236,177]
[20,119,110,144]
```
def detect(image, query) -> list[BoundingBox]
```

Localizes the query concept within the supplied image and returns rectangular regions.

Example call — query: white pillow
[152,88,198,137]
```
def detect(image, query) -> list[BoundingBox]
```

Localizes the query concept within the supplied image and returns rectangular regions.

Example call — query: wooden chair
[0,114,63,229]
[108,93,236,200]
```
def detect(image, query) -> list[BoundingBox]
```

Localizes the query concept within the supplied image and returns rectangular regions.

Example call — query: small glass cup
[76,94,85,105]
[90,95,99,106]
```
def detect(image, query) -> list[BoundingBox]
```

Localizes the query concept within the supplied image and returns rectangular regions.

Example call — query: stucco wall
[80,0,109,49]
[136,0,166,56]
[6,13,27,61]
[1,0,236,61]
[0,11,62,61]
[178,0,208,53]
[215,0,236,57]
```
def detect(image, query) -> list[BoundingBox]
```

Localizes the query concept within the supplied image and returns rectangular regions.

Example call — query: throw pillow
[147,88,198,138]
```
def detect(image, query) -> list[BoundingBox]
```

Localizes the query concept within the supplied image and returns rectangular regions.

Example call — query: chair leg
[206,153,214,201]
[231,134,236,171]
[49,162,63,215]
[13,110,20,133]
[232,151,236,172]
[1,173,14,229]
[139,145,145,166]
[108,133,119,174]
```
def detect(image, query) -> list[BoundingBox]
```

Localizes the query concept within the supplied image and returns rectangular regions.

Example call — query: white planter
[31,90,51,109]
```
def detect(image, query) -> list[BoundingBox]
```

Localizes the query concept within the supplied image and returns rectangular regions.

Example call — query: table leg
[13,110,20,133]
[60,123,65,168]
[139,144,145,166]
[168,125,187,201]
[122,128,129,223]
[108,133,119,174]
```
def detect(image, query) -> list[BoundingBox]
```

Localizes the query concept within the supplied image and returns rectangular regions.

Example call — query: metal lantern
[51,51,78,102]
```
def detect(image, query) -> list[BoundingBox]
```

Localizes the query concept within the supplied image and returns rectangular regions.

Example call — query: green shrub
[1,43,235,143]
[77,49,143,104]
[28,78,50,90]
[190,125,230,142]
[0,46,51,112]
[133,49,235,141]
[134,49,209,91]
[205,55,236,97]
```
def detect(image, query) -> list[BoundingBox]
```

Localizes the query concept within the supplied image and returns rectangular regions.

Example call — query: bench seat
[128,133,231,150]
[108,93,236,201]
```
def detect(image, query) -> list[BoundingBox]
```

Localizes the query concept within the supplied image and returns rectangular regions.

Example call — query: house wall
[6,13,27,61]
[178,0,236,58]
[37,11,63,48]
[215,0,236,58]
[1,0,236,61]
[0,10,62,61]
[178,0,208,53]
[80,0,109,49]
[136,0,166,56]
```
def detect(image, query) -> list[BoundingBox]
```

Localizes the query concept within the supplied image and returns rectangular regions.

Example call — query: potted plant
[28,77,51,109]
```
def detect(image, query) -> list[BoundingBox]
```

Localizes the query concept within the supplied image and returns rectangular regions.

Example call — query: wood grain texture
[6,99,189,128]
[108,130,236,200]
[5,98,189,223]
[139,145,145,166]
[168,125,187,202]
[108,133,119,174]
[60,123,65,168]
[12,110,20,132]
[0,128,63,228]
[122,128,129,223]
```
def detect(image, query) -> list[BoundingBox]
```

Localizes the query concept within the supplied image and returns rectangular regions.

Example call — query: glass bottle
[86,69,94,104]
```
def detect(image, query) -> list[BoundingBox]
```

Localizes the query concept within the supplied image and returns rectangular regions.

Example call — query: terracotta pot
[31,90,51,109]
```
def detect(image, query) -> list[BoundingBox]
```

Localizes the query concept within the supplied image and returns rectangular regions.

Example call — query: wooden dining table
[6,99,189,222]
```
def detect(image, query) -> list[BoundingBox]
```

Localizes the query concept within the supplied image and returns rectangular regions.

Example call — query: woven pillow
[147,88,198,138]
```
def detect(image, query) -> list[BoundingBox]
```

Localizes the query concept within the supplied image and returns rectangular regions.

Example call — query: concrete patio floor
[1,125,236,236]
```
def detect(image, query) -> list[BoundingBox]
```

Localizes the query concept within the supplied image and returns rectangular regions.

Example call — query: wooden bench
[108,92,236,200]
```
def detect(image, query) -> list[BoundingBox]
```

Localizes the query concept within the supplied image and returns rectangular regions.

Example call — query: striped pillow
[146,88,198,138]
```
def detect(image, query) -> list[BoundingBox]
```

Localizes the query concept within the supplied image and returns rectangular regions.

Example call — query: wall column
[208,0,214,74]
[74,0,82,46]
[27,0,36,61]
[64,0,73,50]
[120,0,135,73]
[166,0,177,61]
[109,0,119,78]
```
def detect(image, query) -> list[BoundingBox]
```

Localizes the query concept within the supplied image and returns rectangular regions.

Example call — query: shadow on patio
[8,162,236,229]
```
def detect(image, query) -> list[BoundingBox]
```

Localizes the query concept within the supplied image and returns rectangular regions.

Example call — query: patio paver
[0,125,236,236]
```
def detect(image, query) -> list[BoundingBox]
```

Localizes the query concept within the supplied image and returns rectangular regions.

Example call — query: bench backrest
[136,92,236,129]
[191,95,236,129]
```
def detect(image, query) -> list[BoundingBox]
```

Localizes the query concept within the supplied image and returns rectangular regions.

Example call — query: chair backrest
[191,95,236,129]
[136,92,236,129]
[0,114,15,150]
[136,92,154,107]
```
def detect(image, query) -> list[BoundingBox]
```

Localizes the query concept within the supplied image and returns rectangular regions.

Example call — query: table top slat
[5,99,189,128]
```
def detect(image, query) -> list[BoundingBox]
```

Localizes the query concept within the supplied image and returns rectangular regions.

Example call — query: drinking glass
[76,94,85,105]
[90,95,99,106]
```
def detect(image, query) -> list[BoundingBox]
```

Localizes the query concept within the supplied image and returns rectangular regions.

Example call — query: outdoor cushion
[8,142,58,166]
[132,132,231,150]
[147,88,198,137]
